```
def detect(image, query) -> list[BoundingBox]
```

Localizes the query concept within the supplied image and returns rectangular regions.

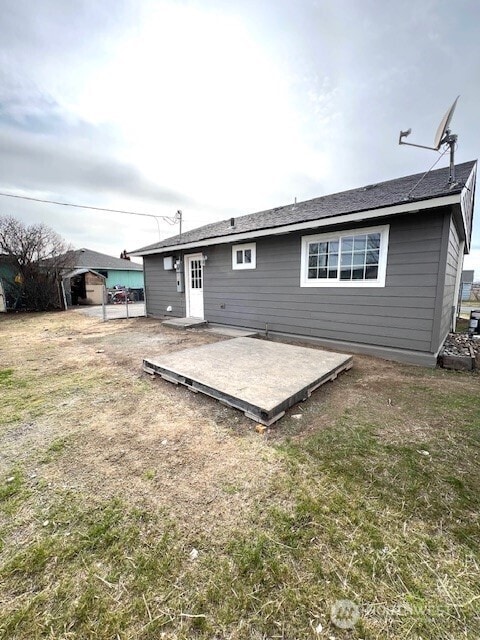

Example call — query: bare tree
[0,216,72,311]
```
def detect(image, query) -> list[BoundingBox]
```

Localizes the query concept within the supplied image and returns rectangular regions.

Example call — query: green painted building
[64,248,144,289]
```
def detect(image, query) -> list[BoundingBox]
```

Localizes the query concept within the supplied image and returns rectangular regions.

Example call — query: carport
[62,268,106,306]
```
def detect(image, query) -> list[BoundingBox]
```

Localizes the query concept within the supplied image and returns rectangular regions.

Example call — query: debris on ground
[439,332,480,371]
[189,548,199,561]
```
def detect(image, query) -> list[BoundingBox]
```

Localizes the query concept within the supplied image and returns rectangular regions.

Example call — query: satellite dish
[398,96,460,184]
[433,96,459,149]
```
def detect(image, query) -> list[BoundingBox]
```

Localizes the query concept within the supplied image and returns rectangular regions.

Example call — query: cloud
[0,0,478,270]
[0,121,193,207]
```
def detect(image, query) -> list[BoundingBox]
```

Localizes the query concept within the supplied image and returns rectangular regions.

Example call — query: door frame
[184,253,204,319]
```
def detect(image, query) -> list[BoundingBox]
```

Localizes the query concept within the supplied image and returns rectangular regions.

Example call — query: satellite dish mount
[398,96,459,184]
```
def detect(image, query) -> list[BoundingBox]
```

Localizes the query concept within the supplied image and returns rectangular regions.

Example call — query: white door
[185,253,204,319]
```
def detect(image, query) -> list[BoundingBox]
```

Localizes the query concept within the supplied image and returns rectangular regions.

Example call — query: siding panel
[144,255,185,317]
[203,212,446,353]
[144,210,449,357]
[439,217,461,343]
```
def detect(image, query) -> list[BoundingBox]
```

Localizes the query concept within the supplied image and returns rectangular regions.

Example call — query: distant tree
[0,216,72,311]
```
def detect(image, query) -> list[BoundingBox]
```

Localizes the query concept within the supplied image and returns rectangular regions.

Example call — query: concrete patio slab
[162,317,207,329]
[144,337,352,425]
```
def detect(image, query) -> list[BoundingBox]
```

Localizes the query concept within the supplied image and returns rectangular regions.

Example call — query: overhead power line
[0,190,182,239]
[0,190,175,221]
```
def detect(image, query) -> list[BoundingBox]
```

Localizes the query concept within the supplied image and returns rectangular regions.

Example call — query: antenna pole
[177,210,182,238]
[446,131,457,184]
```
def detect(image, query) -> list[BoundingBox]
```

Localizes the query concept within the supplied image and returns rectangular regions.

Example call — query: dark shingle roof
[66,248,143,271]
[131,160,476,254]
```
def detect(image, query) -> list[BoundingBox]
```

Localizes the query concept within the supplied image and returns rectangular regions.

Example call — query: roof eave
[130,191,462,257]
[459,162,477,253]
[73,264,142,271]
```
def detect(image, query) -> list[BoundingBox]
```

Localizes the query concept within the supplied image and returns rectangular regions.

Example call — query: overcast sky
[0,0,479,274]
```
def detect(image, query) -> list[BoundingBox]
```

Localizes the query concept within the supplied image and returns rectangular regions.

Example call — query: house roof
[62,268,107,280]
[65,248,143,271]
[130,160,477,256]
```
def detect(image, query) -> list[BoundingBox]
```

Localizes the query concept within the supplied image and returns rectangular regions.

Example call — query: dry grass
[0,310,479,639]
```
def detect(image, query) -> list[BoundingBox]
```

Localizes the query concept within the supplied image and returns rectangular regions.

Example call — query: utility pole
[177,210,182,238]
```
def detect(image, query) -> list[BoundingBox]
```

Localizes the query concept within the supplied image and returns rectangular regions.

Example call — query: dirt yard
[1,311,479,639]
[0,313,282,537]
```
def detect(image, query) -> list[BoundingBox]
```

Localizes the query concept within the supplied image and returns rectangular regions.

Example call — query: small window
[300,225,389,287]
[232,243,256,270]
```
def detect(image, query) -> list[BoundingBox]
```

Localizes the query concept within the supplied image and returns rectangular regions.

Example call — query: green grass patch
[0,493,183,640]
[455,317,470,332]
[2,424,478,640]
[0,468,29,517]
[0,369,14,386]
[40,436,72,464]
[0,365,109,428]
[0,368,27,392]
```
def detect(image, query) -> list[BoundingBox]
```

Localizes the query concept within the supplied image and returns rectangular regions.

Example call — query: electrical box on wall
[163,256,174,270]
[175,259,184,293]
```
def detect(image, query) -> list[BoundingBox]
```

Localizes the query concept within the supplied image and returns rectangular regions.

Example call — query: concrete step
[203,326,259,338]
[162,317,207,329]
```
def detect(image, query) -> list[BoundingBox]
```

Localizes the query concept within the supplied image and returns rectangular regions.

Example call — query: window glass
[353,235,366,251]
[367,233,381,249]
[353,252,365,266]
[329,253,338,267]
[308,240,343,279]
[305,228,386,284]
[352,267,364,280]
[233,243,256,269]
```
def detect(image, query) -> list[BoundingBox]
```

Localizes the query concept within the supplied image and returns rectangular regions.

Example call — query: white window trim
[300,224,389,288]
[232,242,256,270]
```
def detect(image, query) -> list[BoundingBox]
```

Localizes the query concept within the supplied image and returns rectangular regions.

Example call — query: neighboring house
[0,254,15,286]
[460,269,474,301]
[0,253,20,309]
[63,248,144,288]
[130,161,477,366]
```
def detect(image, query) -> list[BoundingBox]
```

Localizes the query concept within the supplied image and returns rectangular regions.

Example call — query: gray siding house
[131,161,477,366]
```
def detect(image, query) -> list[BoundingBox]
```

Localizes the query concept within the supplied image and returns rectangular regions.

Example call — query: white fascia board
[460,163,477,253]
[75,265,142,271]
[130,193,461,256]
